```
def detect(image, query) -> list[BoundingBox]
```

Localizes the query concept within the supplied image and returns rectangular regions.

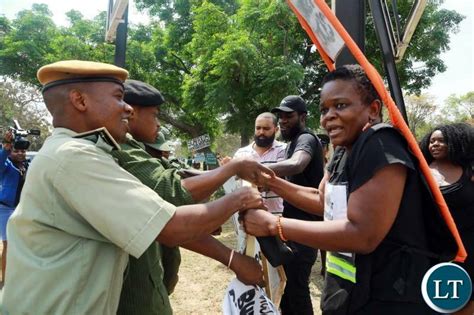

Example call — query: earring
[362,117,374,132]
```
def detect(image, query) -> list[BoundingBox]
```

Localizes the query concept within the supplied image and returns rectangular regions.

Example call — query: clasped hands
[231,157,280,242]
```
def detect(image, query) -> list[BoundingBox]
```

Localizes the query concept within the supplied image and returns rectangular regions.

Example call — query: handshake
[229,157,293,268]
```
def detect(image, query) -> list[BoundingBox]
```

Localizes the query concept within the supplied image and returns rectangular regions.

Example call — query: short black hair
[321,64,380,106]
[419,123,474,167]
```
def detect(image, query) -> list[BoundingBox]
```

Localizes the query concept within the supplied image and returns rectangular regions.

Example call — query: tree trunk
[240,129,250,147]
[159,111,204,138]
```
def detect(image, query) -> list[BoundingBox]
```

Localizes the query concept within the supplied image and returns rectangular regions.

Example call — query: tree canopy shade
[0,0,464,146]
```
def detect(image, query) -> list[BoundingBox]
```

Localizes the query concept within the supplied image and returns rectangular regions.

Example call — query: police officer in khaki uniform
[1,60,270,314]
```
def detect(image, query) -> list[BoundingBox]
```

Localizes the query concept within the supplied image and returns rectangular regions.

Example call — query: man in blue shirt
[0,130,30,284]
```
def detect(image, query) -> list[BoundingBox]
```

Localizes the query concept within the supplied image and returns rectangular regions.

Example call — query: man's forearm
[268,150,312,177]
[181,233,265,286]
[181,235,230,266]
[267,158,303,177]
[156,189,247,247]
[181,161,237,201]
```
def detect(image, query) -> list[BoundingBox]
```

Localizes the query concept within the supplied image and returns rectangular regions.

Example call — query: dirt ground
[0,221,325,314]
[169,219,325,314]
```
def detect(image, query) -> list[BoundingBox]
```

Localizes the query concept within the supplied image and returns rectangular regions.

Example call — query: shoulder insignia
[74,127,121,152]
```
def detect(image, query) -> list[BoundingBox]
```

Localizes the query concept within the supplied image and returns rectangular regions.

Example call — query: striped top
[234,140,286,214]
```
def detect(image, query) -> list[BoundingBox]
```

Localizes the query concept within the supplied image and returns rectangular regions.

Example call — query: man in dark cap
[317,133,331,165]
[113,79,265,315]
[1,61,270,314]
[269,95,324,315]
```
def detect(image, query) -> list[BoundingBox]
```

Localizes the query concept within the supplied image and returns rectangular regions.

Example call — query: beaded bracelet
[277,216,288,242]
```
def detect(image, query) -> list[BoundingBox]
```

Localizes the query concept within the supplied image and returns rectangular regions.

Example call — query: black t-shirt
[441,166,474,291]
[328,128,430,248]
[441,166,474,232]
[322,126,439,314]
[283,130,324,221]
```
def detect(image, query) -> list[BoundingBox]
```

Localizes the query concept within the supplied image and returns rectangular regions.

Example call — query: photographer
[0,130,29,285]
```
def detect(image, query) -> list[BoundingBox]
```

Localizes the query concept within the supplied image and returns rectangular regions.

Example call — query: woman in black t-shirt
[420,123,474,315]
[242,65,451,314]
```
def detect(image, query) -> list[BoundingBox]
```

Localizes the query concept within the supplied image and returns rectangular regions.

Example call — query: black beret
[124,79,165,107]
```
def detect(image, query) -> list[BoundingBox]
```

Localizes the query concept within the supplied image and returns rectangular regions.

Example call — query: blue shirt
[0,147,25,207]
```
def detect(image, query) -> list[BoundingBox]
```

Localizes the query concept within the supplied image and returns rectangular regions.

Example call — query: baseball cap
[271,95,307,113]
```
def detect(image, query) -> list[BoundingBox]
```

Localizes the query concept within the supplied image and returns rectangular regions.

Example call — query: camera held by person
[8,120,40,150]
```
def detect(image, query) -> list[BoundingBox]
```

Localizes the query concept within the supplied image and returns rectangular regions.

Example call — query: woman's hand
[242,209,278,238]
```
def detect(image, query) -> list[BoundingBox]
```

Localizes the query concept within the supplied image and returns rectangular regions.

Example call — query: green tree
[404,93,437,139]
[439,92,474,123]
[0,4,58,86]
[122,0,467,143]
[0,79,51,150]
[366,0,464,94]
[0,1,464,146]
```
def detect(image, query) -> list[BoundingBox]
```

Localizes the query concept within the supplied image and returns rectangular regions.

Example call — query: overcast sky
[1,0,472,103]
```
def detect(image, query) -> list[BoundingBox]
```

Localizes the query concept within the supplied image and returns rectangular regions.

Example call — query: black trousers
[280,241,317,315]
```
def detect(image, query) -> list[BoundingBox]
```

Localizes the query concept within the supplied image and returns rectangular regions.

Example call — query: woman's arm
[157,186,264,247]
[181,156,274,202]
[264,171,328,216]
[244,163,407,254]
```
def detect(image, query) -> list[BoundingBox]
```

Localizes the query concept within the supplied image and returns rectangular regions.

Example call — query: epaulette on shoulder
[74,127,121,151]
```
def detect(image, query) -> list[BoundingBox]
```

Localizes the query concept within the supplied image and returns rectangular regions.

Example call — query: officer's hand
[234,187,266,212]
[232,157,274,186]
[230,252,265,287]
[242,209,278,238]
